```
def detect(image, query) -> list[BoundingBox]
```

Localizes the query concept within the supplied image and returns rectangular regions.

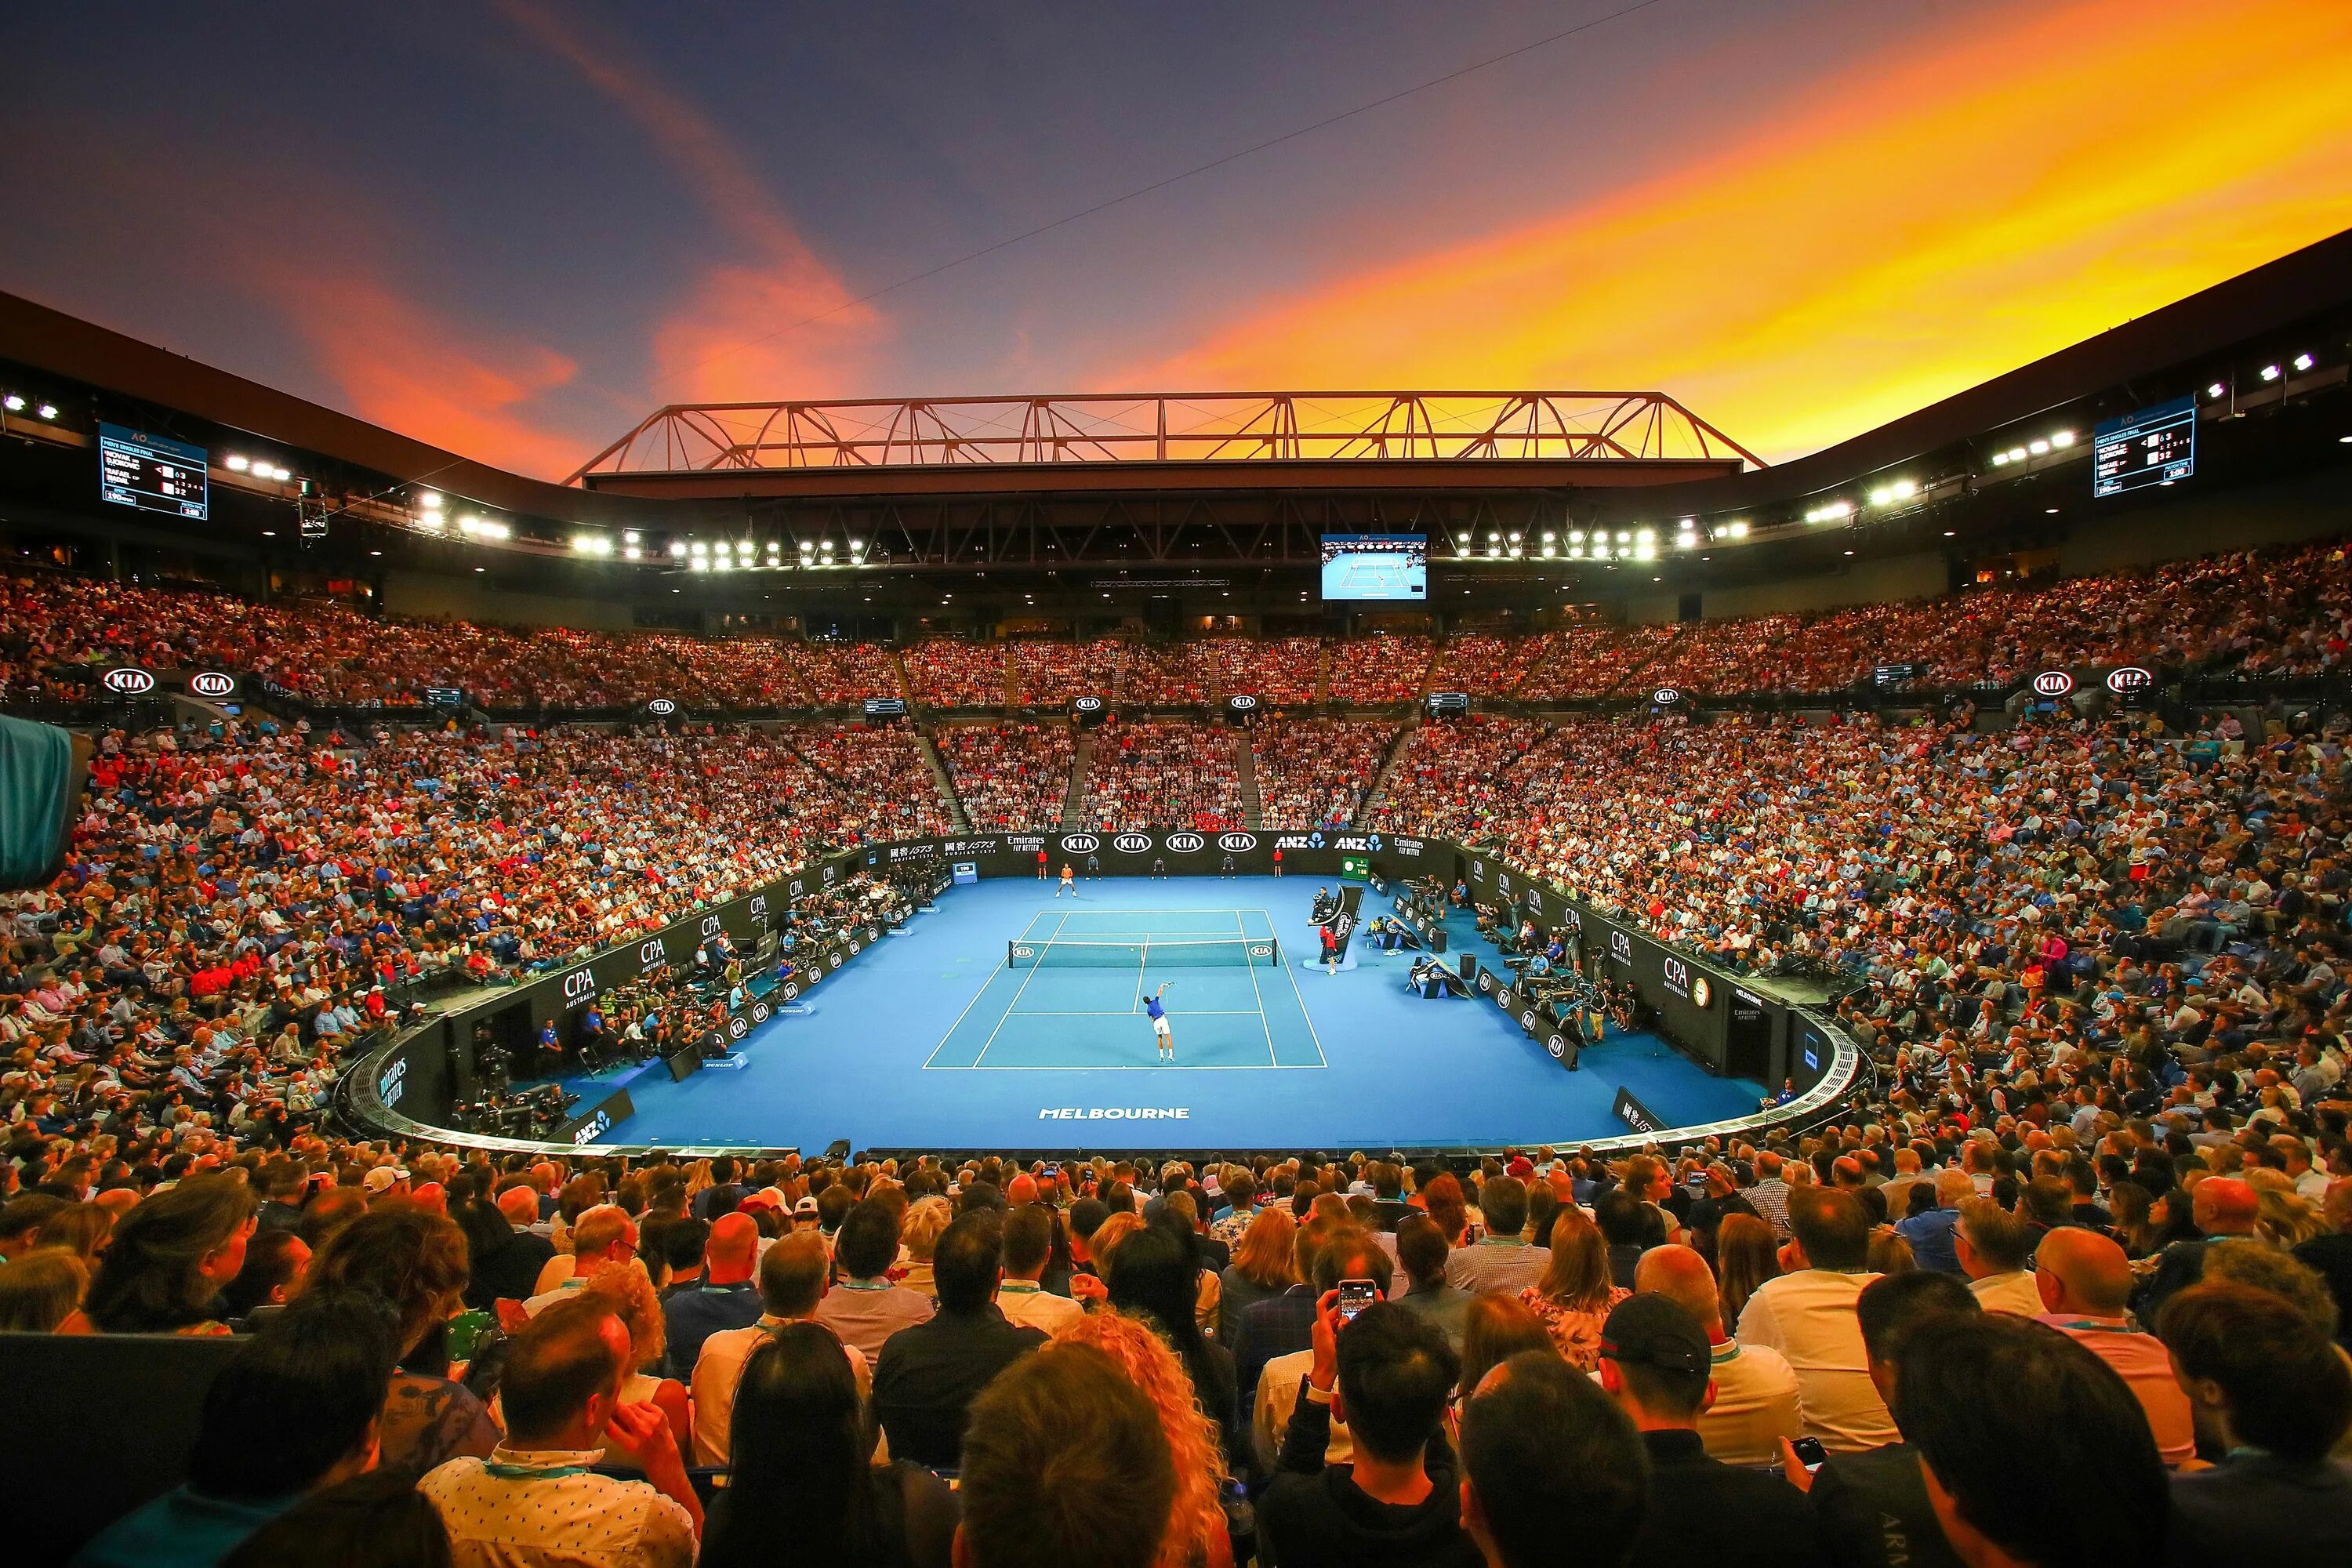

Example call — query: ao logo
[1166,832,1206,853]
[561,967,597,1002]
[1229,694,1259,710]
[728,1016,749,1040]
[103,667,156,695]
[648,698,679,716]
[1074,696,1104,711]
[1062,833,1102,855]
[1218,833,1258,853]
[639,939,666,967]
[188,670,236,699]
[1546,1033,1570,1060]
[1112,833,1152,853]
[2031,670,2075,698]
[2105,666,2153,695]
[1653,688,1681,705]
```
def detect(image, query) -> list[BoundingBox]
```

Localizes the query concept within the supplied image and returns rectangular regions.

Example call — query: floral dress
[1519,1284,1632,1370]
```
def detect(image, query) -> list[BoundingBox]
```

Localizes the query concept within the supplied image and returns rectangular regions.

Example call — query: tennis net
[1007,936,1280,969]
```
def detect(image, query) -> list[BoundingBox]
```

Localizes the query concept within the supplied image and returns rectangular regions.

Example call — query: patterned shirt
[1519,1285,1631,1371]
[420,1445,695,1568]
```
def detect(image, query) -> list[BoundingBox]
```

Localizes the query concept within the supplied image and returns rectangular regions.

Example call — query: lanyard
[484,1462,593,1481]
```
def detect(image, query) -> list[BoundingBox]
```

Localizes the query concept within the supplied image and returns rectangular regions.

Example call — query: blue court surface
[566,876,1764,1152]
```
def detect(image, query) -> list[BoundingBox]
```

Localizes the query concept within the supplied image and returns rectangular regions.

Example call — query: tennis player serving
[1146,983,1174,1062]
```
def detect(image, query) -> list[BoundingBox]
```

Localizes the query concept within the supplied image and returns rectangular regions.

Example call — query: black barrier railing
[340,825,1877,1160]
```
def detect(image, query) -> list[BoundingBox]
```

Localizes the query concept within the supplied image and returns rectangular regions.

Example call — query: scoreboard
[2093,396,2195,498]
[99,423,209,520]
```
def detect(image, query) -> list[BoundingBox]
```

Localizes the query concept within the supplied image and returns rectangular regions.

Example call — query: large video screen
[1320,533,1427,600]
[99,423,209,521]
[2093,395,2195,497]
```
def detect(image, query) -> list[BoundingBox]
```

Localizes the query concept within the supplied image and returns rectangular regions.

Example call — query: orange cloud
[1123,0,2352,462]
[266,265,588,480]
[495,0,881,405]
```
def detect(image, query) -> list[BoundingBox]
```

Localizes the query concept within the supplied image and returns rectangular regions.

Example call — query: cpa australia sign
[561,967,596,1003]
[188,670,236,699]
[1218,833,1258,853]
[103,667,156,695]
[1166,833,1206,853]
[2031,670,2074,698]
[1112,833,1152,853]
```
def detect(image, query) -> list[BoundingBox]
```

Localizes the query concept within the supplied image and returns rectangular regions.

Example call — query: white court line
[971,910,1064,1069]
[1237,909,1277,1066]
[1260,908,1330,1067]
[1009,1009,1265,1016]
[921,908,1051,1067]
[930,1062,1312,1072]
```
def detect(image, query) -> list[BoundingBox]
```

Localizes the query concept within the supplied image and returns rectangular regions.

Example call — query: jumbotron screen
[1320,533,1428,600]
[2093,394,2195,497]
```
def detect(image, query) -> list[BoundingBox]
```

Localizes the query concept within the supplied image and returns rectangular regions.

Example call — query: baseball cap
[361,1165,411,1194]
[1599,1294,1711,1375]
[792,1196,819,1218]
[1505,1156,1535,1179]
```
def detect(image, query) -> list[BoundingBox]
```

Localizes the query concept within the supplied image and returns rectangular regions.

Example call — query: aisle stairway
[1236,729,1263,829]
[1062,734,1095,826]
[917,728,969,830]
[1355,714,1420,826]
[1316,641,1331,703]
[886,646,915,703]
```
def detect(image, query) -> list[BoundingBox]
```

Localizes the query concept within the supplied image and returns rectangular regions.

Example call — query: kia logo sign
[1218,833,1258,852]
[1112,833,1152,853]
[1061,833,1101,855]
[1546,1033,1569,1060]
[1073,696,1103,711]
[779,982,800,1001]
[647,698,679,716]
[188,670,236,699]
[1166,832,1206,853]
[2031,670,2074,698]
[1519,1008,1538,1030]
[751,1001,770,1023]
[728,1016,749,1040]
[1228,694,1258,710]
[1652,687,1681,705]
[561,968,596,1002]
[103,667,156,695]
[2105,666,2153,695]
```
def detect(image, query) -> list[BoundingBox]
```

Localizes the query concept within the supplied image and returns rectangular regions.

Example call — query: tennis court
[925,907,1326,1069]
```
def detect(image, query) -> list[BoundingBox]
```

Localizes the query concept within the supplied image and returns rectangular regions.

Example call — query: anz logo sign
[570,1112,612,1146]
[1218,833,1258,853]
[561,967,597,1003]
[188,670,237,699]
[1273,834,1318,851]
[1166,832,1207,853]
[1112,833,1152,853]
[1609,931,1634,966]
[103,666,157,695]
[638,938,667,971]
[1061,833,1102,855]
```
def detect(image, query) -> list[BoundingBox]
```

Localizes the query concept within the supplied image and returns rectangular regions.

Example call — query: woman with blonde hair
[0,1250,89,1333]
[897,1196,954,1301]
[1054,1309,1234,1568]
[580,1259,695,1469]
[2248,1179,2325,1249]
[1714,1213,1781,1330]
[1518,1207,1629,1370]
[1216,1207,1295,1344]
[1866,1227,1917,1277]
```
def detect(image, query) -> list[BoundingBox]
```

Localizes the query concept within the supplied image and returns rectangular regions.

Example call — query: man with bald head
[662,1210,764,1377]
[468,1181,557,1306]
[2033,1227,2195,1465]
[1636,1244,1802,1465]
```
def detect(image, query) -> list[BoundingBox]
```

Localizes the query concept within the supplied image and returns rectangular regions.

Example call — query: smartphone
[1338,1277,1379,1322]
[1790,1436,1829,1474]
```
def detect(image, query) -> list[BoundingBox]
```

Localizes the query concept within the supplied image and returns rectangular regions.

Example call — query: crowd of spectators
[1517,622,1673,701]
[1010,638,1120,706]
[786,721,955,840]
[1210,636,1321,705]
[1325,633,1435,706]
[790,638,904,707]
[1248,718,1396,829]
[1370,715,1554,839]
[1076,719,1245,832]
[938,723,1076,829]
[1429,632,1553,696]
[902,640,1007,709]
[1121,641,1211,705]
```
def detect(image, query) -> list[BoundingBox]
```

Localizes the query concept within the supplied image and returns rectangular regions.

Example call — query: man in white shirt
[423,1294,699,1568]
[1955,1198,2043,1316]
[995,1205,1083,1334]
[1636,1243,1802,1466]
[691,1232,872,1465]
[1733,1186,1894,1453]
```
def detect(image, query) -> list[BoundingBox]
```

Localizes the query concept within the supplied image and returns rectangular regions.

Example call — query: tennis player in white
[1146,984,1174,1062]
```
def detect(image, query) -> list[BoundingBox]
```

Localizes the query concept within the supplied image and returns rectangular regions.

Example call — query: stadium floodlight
[819,539,835,552]
[418,490,441,508]
[1725,521,1749,538]
[1569,529,1585,543]
[2294,353,2315,372]
[1486,543,1501,557]
[1675,532,1697,550]
[2028,439,2049,456]
[1890,479,1916,499]
[669,541,688,557]
[1635,541,1657,561]
[2049,430,2074,448]
[797,539,814,554]
[225,454,251,471]
[622,529,641,544]
[2006,447,2027,463]
[1541,531,1557,543]
[1635,527,1655,544]
[735,539,753,555]
[1486,531,1501,543]
[689,557,710,572]
[689,540,708,556]
[1541,543,1555,557]
[1566,545,1584,558]
[2260,364,2281,382]
[622,546,641,561]
[36,404,57,419]
[2208,382,2227,399]
[1991,451,2010,466]
[0,394,21,412]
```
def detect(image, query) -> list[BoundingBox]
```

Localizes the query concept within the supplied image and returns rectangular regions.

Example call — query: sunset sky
[5,0,2349,479]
